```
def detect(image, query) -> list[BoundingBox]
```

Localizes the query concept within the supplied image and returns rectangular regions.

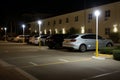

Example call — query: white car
[63,33,113,52]
[13,35,29,43]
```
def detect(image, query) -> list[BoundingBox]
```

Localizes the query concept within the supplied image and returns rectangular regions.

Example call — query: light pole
[94,10,100,57]
[22,24,25,43]
[37,20,42,47]
[4,27,7,42]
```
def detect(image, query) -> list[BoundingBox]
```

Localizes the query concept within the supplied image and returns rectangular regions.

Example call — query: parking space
[0,41,120,80]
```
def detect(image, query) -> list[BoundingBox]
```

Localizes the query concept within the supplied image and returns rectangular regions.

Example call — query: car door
[81,34,96,49]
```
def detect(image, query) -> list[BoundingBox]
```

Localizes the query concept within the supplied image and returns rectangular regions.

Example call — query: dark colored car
[46,34,70,49]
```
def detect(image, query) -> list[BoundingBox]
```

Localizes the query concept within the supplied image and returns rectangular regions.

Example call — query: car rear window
[66,34,79,39]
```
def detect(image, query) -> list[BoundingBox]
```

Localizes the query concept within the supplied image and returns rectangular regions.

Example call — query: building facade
[28,1,120,38]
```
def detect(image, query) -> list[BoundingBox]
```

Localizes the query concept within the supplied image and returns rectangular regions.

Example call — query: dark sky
[0,0,120,26]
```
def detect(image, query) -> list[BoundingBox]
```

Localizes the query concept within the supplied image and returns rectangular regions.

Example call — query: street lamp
[22,24,25,43]
[94,10,100,57]
[37,20,42,47]
[4,27,7,41]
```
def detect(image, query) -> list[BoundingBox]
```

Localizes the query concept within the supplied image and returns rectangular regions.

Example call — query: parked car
[46,34,70,49]
[41,35,49,46]
[29,34,49,45]
[13,35,30,43]
[63,33,114,52]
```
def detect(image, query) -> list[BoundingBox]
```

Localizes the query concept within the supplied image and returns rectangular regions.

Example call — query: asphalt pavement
[0,41,120,80]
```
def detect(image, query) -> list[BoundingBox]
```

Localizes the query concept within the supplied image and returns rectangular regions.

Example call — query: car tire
[79,44,87,52]
[55,43,62,49]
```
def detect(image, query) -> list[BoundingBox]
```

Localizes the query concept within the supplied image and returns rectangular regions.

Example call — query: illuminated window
[44,29,47,34]
[81,26,85,34]
[55,28,58,34]
[113,24,118,33]
[62,28,66,34]
[49,29,52,34]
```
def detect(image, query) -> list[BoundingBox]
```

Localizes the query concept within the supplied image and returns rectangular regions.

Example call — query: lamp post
[22,24,25,43]
[37,20,42,47]
[94,10,100,57]
[4,27,7,42]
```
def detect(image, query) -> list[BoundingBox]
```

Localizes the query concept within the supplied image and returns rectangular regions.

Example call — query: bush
[99,47,115,54]
[113,50,120,61]
[109,32,120,43]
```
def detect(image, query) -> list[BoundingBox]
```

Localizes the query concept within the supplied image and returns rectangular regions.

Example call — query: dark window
[88,13,92,20]
[75,16,78,22]
[105,10,110,17]
[66,18,69,23]
[59,19,62,24]
[53,20,56,25]
[48,22,50,25]
[105,28,110,35]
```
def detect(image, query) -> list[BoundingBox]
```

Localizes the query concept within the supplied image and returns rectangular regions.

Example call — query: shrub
[113,50,120,61]
[99,47,115,54]
[109,32,120,43]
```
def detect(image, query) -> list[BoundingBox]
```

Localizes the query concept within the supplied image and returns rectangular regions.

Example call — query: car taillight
[70,39,76,42]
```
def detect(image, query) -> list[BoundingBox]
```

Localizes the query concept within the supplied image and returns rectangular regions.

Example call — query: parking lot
[0,41,120,80]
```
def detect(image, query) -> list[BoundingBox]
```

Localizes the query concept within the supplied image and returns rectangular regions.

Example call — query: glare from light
[4,27,7,30]
[94,10,100,17]
[113,24,118,33]
[44,29,47,34]
[37,20,42,25]
[49,29,52,34]
[22,24,25,28]
[81,26,85,34]
[62,28,66,34]
[55,28,58,34]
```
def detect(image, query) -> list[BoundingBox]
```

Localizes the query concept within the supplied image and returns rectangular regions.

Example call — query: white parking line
[29,62,38,66]
[82,71,120,80]
[59,59,69,62]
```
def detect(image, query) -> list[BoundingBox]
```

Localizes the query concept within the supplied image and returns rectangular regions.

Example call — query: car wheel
[54,43,61,49]
[79,44,87,52]
[106,43,113,47]
[48,45,54,49]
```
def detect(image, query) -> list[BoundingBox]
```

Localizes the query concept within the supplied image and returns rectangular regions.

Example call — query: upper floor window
[75,16,78,22]
[53,20,56,25]
[66,18,69,23]
[59,19,62,24]
[88,13,92,20]
[48,22,50,25]
[105,10,110,17]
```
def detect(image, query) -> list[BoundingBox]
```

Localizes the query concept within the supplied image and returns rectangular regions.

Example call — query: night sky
[0,0,120,28]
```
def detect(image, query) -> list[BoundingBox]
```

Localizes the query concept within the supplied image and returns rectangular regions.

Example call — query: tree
[67,27,79,34]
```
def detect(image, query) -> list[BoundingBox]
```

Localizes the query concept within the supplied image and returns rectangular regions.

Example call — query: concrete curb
[0,59,38,80]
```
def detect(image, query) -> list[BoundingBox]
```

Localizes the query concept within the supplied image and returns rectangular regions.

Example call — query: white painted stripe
[59,59,69,62]
[29,62,38,66]
[82,71,120,80]
[92,71,119,78]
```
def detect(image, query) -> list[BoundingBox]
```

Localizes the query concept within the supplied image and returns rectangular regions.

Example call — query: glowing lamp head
[4,27,7,30]
[94,10,100,17]
[38,20,42,25]
[22,24,25,28]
